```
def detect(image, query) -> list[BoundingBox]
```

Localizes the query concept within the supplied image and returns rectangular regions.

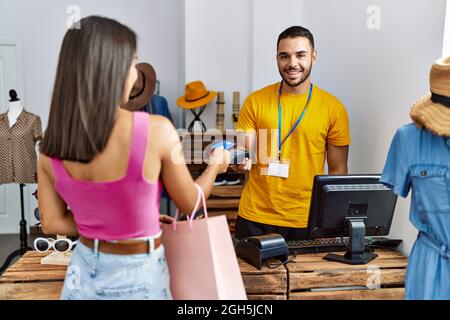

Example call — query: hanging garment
[141,95,174,203]
[142,95,174,123]
[381,124,450,300]
[0,110,42,184]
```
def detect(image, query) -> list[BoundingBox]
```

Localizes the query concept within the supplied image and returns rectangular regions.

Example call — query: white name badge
[267,160,290,178]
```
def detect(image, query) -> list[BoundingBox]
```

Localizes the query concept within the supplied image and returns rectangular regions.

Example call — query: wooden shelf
[211,185,244,198]
[206,198,240,209]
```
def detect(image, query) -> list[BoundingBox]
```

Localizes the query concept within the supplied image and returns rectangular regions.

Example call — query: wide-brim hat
[410,56,450,137]
[123,63,156,111]
[177,81,217,109]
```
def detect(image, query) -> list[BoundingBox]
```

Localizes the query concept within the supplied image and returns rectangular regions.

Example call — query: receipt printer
[235,233,289,270]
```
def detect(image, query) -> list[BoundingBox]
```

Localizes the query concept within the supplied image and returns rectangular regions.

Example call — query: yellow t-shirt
[237,82,351,228]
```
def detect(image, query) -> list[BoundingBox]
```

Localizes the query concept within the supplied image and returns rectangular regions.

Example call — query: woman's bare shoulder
[149,114,174,126]
[38,153,51,167]
[148,115,177,136]
[147,115,180,159]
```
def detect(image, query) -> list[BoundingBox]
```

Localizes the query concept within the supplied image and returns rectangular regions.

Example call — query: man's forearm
[328,166,348,175]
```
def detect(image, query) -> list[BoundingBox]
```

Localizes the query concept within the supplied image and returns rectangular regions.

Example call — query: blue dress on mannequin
[381,123,450,300]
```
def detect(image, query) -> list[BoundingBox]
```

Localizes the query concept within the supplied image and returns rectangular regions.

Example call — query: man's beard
[280,64,312,88]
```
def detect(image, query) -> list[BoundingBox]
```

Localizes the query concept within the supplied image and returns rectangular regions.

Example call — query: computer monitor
[307,174,398,265]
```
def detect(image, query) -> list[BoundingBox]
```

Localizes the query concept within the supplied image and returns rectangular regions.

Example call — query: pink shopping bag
[161,184,247,300]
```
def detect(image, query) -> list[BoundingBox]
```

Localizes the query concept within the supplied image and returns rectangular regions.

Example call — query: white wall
[0,0,184,127]
[299,0,445,256]
[184,0,446,256]
[183,0,313,131]
[0,0,446,255]
[252,0,305,89]
[0,0,184,226]
[184,0,253,131]
[444,0,450,56]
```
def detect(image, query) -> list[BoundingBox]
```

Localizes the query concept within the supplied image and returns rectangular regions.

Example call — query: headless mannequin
[0,90,38,274]
[8,90,24,128]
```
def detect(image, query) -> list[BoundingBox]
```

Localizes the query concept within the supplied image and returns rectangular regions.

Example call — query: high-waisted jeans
[60,241,172,300]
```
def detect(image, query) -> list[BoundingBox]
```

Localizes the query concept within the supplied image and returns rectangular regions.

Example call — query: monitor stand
[324,217,377,265]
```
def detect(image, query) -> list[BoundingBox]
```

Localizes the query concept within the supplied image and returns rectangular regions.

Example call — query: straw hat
[123,63,156,111]
[410,56,450,137]
[177,81,217,109]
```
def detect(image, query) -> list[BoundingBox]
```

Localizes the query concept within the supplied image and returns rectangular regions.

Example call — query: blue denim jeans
[60,241,172,300]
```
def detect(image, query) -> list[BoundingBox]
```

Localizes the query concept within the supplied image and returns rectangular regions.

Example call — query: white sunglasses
[34,237,77,253]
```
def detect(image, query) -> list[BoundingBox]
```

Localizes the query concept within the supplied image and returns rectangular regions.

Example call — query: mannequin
[8,90,24,127]
[0,89,42,184]
[0,89,42,274]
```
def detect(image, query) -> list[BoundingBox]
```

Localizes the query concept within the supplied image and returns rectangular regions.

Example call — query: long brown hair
[40,16,137,163]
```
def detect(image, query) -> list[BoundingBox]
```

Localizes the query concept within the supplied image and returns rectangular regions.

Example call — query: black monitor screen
[307,175,398,239]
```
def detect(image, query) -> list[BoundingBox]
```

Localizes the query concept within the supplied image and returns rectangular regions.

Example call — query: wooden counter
[287,249,406,300]
[0,248,406,300]
[239,258,287,300]
[0,251,65,300]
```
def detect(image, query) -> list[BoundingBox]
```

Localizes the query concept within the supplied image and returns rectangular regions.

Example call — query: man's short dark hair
[277,26,315,51]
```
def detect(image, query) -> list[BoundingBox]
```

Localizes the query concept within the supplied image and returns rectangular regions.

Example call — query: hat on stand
[177,81,217,109]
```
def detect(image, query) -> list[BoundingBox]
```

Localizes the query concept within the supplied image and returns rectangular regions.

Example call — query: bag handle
[173,183,208,230]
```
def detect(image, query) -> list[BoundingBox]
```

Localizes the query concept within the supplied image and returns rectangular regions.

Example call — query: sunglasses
[34,237,77,253]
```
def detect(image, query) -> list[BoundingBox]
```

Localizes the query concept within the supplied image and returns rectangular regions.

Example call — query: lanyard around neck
[277,81,313,160]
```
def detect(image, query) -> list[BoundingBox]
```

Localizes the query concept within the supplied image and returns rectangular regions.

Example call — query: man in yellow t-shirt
[234,26,351,240]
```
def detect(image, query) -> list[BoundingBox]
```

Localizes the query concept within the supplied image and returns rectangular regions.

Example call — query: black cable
[265,253,297,269]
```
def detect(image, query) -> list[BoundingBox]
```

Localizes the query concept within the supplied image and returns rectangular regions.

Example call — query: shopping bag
[161,184,247,300]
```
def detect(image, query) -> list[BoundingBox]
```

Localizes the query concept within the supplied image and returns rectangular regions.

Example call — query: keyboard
[287,237,376,254]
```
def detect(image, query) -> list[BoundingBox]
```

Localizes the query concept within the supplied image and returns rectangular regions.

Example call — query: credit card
[210,140,235,150]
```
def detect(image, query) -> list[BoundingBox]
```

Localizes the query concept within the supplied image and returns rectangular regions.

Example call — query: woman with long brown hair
[38,16,230,300]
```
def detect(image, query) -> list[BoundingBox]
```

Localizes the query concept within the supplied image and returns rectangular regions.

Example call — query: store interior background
[0,0,449,256]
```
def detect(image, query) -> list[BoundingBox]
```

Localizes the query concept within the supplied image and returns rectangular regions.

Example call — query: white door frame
[0,37,25,110]
[0,36,32,235]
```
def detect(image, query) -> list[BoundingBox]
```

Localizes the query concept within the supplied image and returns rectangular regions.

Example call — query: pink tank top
[51,112,162,241]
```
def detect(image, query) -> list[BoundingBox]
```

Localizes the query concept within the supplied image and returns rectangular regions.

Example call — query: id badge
[267,159,290,178]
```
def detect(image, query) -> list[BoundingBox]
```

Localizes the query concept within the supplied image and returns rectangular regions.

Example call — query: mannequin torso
[8,101,24,128]
[0,89,42,184]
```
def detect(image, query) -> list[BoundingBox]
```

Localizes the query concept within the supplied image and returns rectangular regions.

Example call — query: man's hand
[231,158,252,173]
